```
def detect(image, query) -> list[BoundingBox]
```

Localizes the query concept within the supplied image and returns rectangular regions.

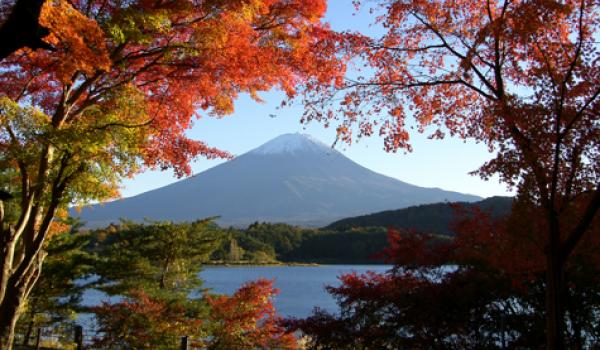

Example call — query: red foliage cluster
[92,279,296,349]
[287,201,600,349]
[91,291,202,349]
[301,2,600,345]
[207,278,297,350]
[1,0,346,177]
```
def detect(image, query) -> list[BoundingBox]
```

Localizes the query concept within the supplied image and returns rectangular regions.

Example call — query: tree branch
[370,44,447,53]
[561,184,600,260]
[344,77,496,101]
[562,86,600,138]
[411,11,498,97]
[93,119,154,131]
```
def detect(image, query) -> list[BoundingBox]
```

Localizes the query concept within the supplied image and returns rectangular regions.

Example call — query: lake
[78,264,392,333]
[199,264,391,318]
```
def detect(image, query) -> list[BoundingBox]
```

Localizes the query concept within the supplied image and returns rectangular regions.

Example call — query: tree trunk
[0,250,44,350]
[546,225,565,350]
[0,281,27,350]
[22,307,37,346]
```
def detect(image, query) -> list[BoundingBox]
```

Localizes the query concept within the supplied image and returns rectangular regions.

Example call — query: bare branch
[561,184,600,260]
[344,76,496,101]
[411,11,499,98]
[370,44,447,53]
[562,86,600,138]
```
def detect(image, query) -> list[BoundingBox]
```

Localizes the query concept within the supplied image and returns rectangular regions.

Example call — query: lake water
[79,264,392,332]
[199,265,391,318]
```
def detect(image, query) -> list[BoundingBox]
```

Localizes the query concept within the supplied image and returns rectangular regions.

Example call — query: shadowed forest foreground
[10,199,600,349]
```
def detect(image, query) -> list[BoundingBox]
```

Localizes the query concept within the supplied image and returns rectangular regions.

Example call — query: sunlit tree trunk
[0,260,43,350]
[0,143,63,349]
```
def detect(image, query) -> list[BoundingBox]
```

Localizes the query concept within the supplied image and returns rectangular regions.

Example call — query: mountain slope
[325,196,513,235]
[75,133,482,228]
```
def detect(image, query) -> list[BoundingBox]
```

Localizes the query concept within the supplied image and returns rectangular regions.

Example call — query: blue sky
[119,1,514,199]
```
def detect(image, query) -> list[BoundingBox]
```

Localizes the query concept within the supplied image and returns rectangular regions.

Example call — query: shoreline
[203,260,389,267]
[203,260,320,267]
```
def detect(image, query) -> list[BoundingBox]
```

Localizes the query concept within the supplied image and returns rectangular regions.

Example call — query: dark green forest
[326,196,512,234]
[216,223,391,264]
[206,197,511,264]
[87,198,510,265]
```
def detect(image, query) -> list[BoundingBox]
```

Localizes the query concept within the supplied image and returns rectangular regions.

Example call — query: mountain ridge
[325,196,513,235]
[74,133,482,228]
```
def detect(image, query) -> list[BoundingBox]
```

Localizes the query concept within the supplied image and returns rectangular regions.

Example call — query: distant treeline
[210,197,512,264]
[88,220,391,264]
[211,223,391,264]
[88,197,513,265]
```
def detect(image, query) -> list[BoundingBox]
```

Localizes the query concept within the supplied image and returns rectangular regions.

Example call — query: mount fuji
[75,133,481,228]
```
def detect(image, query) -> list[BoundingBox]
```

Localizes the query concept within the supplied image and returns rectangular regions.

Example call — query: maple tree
[287,202,600,349]
[302,1,600,348]
[91,279,296,350]
[0,0,343,347]
[206,279,297,350]
[91,290,206,350]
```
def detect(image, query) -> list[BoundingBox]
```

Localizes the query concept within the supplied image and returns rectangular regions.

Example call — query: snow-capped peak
[249,133,336,155]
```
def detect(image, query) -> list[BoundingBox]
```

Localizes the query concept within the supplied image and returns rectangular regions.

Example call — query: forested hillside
[87,198,511,265]
[326,197,513,235]
[209,224,391,264]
